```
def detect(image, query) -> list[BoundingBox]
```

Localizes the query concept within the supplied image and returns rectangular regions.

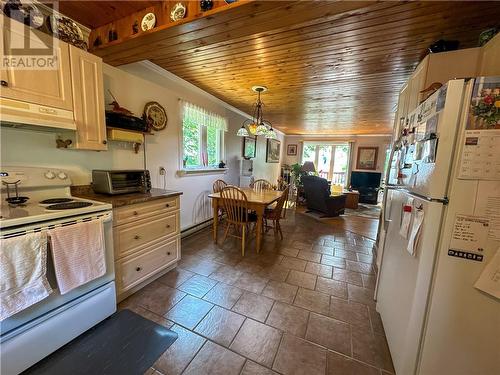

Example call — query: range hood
[0,98,76,130]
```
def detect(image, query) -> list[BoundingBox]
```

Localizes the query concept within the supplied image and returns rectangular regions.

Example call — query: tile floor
[122,211,394,375]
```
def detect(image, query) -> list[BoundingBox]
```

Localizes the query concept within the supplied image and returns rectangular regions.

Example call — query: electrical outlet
[159,167,166,175]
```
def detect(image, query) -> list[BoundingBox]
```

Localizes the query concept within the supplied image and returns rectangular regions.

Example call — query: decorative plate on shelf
[170,2,186,22]
[3,0,43,28]
[143,101,168,131]
[141,12,156,31]
[47,14,87,49]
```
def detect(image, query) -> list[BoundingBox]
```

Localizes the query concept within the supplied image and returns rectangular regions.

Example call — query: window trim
[301,142,351,186]
[178,101,227,172]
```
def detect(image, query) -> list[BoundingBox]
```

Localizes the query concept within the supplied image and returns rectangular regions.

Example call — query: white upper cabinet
[0,21,73,110]
[69,45,107,151]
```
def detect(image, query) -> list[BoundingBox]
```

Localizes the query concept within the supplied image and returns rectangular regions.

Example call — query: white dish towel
[0,232,53,321]
[49,219,106,295]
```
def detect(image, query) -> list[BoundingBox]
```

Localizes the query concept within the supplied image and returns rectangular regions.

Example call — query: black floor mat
[23,309,178,375]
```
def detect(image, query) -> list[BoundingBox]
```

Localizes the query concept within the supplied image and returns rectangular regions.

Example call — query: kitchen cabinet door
[479,33,500,76]
[0,21,73,110]
[407,57,428,114]
[394,82,409,136]
[69,45,107,151]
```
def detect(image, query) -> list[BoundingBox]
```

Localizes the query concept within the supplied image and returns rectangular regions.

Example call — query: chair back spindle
[221,186,249,225]
[252,179,273,192]
[213,179,227,193]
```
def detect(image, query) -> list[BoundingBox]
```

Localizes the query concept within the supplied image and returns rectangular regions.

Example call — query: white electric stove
[0,166,116,375]
[1,166,112,228]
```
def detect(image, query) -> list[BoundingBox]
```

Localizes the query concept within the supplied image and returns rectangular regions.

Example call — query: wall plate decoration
[141,12,156,31]
[143,101,168,131]
[266,139,281,163]
[243,136,256,159]
[170,3,187,22]
[47,14,87,50]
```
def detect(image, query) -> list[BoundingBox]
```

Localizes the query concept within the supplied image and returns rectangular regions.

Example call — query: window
[301,142,351,186]
[181,101,227,169]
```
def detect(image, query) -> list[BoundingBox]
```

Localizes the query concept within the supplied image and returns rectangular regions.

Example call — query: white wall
[0,62,284,230]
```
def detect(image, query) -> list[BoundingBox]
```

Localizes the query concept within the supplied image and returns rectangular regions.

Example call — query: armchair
[302,176,346,217]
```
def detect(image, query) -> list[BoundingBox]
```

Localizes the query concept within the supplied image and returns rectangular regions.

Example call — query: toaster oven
[92,170,151,195]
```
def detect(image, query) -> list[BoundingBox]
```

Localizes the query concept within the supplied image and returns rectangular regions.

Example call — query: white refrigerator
[376,78,500,375]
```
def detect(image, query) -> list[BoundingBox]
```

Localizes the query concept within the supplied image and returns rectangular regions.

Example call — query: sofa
[301,176,346,217]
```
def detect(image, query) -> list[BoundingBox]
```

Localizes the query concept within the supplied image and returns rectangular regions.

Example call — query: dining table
[208,188,284,252]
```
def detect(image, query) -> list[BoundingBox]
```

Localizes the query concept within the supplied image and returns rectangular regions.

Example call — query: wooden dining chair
[220,186,257,256]
[252,179,273,191]
[212,179,228,220]
[264,185,290,240]
[212,179,227,193]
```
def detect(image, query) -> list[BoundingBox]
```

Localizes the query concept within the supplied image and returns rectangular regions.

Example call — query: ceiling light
[237,125,249,137]
[237,86,276,138]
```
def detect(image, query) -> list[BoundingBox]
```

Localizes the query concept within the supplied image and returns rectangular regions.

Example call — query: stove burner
[46,202,93,210]
[40,198,74,204]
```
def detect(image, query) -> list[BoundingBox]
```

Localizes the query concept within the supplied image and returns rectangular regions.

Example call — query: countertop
[71,186,183,208]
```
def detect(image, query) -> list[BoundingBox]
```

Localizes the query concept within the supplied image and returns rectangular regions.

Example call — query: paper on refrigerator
[474,248,500,299]
[399,197,414,239]
[474,180,500,241]
[458,77,500,180]
[407,208,424,256]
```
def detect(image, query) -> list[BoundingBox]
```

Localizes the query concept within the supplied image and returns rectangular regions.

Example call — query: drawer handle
[134,235,140,240]
[133,211,139,216]
[166,224,171,228]
[1,80,8,87]
[39,107,57,114]
[165,203,170,208]
[136,266,142,272]
[167,252,171,256]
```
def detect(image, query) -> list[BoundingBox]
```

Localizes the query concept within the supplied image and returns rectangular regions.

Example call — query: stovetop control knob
[44,171,56,179]
[57,172,68,180]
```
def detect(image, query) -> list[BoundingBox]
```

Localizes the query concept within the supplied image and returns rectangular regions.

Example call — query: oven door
[0,211,115,341]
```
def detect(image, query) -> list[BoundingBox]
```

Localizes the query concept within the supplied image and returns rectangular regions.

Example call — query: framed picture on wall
[287,144,298,156]
[242,136,257,158]
[266,139,281,163]
[356,147,378,170]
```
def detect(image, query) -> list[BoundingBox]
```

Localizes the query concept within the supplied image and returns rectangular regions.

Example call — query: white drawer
[117,236,179,293]
[114,197,179,226]
[114,212,179,259]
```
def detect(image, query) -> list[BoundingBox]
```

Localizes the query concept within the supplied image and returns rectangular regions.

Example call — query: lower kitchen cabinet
[113,196,181,302]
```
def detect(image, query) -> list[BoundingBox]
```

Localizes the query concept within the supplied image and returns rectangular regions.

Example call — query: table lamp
[300,161,316,174]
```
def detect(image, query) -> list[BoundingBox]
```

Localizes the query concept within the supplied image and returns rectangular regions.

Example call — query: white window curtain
[180,100,228,169]
[181,101,228,132]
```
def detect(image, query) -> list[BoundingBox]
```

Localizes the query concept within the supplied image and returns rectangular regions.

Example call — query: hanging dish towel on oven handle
[49,218,106,295]
[0,231,53,321]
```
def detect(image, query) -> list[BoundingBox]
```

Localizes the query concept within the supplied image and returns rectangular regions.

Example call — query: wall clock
[143,101,168,131]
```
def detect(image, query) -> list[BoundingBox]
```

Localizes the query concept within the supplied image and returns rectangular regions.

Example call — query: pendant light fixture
[237,86,277,139]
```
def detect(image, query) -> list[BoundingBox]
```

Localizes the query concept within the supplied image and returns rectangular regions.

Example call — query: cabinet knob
[102,140,107,145]
[1,80,8,87]
[133,211,138,216]
[165,203,170,208]
[167,252,171,256]
[135,266,142,272]
[166,224,171,228]
[134,235,140,240]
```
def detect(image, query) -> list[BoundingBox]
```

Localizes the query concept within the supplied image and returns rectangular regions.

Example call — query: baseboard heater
[181,218,214,238]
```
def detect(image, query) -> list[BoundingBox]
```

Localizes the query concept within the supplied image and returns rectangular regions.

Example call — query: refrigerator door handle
[406,190,449,205]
